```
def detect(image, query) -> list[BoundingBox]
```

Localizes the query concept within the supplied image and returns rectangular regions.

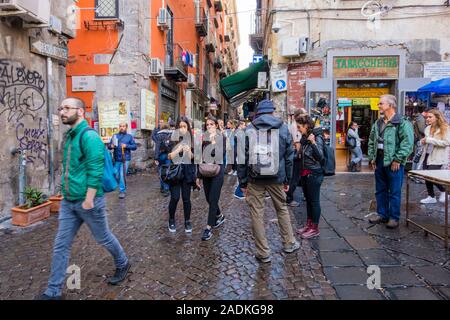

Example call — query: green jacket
[62,120,105,201]
[368,113,414,167]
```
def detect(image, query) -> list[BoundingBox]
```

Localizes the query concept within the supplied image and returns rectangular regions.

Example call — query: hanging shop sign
[333,56,399,79]
[98,101,131,143]
[352,98,371,105]
[141,89,156,131]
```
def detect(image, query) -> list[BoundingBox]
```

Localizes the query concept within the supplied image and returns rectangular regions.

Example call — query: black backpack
[321,138,336,177]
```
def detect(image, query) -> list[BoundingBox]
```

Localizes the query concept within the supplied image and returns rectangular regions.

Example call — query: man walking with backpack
[39,98,130,300]
[238,100,300,263]
[368,94,414,229]
[108,123,137,199]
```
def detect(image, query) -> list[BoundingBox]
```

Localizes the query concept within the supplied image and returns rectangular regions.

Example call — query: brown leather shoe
[368,215,388,224]
[386,219,399,229]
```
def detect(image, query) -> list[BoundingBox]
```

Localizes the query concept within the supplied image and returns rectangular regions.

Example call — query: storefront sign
[271,70,287,93]
[337,87,390,98]
[98,101,131,143]
[424,62,450,81]
[161,85,177,100]
[140,89,156,131]
[370,98,380,111]
[288,61,323,109]
[72,76,96,92]
[352,98,371,105]
[333,56,399,79]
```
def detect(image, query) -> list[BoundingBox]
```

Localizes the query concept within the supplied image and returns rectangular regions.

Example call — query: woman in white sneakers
[418,109,450,204]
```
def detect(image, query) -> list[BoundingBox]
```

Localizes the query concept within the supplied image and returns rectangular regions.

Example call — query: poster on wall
[288,62,323,110]
[98,101,131,143]
[141,89,156,131]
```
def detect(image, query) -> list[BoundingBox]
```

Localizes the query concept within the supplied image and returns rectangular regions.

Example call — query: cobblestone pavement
[304,173,450,300]
[1,172,449,300]
[0,172,336,300]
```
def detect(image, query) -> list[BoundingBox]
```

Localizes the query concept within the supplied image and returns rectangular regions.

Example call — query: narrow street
[0,172,448,300]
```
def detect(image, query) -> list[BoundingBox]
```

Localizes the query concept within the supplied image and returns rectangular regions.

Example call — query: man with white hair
[367,94,414,229]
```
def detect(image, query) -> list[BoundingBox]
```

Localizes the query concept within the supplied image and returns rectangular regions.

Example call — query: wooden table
[406,170,450,248]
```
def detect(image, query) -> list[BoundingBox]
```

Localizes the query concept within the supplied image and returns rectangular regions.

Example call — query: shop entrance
[335,80,395,172]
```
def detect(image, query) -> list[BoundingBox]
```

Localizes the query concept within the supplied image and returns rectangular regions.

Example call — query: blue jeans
[44,197,128,297]
[114,161,130,193]
[351,146,363,164]
[375,156,404,222]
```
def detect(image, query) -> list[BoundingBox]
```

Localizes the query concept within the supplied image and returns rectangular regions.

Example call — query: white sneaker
[439,192,449,204]
[232,171,237,176]
[420,196,437,204]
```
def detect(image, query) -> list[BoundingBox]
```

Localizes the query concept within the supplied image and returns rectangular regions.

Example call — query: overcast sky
[236,1,256,70]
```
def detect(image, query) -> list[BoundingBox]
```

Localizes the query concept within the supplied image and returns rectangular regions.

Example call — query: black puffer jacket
[300,127,325,174]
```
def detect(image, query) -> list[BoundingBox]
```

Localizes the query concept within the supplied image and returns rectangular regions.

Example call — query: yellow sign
[334,56,399,78]
[98,101,131,143]
[337,87,390,98]
[370,98,380,111]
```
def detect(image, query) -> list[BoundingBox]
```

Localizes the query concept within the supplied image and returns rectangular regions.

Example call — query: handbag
[199,164,221,178]
[161,164,184,183]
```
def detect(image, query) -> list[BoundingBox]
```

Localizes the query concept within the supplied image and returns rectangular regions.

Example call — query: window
[95,0,119,19]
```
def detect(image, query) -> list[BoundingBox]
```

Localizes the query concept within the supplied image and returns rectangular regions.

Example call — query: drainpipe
[46,57,55,195]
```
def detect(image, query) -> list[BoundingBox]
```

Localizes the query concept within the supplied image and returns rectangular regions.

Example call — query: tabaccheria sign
[333,56,399,79]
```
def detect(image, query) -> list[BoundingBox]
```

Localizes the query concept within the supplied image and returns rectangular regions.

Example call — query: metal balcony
[164,43,188,82]
[195,4,208,37]
[249,10,263,53]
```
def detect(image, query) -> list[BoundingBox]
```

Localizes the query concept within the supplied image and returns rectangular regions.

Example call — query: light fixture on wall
[272,19,295,36]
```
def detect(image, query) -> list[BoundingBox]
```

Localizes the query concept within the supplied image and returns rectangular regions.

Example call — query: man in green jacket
[368,94,414,229]
[39,98,130,300]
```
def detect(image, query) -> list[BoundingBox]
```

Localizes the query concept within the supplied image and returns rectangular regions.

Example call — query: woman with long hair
[418,109,450,204]
[197,115,227,241]
[167,116,197,233]
[295,114,325,239]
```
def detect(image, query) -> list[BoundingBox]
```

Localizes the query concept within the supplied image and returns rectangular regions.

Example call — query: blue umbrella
[417,77,450,95]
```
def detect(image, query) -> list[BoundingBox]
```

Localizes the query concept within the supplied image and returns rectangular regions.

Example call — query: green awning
[219,60,269,102]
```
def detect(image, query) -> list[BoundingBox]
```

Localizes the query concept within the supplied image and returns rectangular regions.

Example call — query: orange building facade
[67,0,239,166]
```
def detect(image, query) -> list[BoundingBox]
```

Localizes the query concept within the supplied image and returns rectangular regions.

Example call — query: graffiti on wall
[0,59,46,122]
[15,117,48,166]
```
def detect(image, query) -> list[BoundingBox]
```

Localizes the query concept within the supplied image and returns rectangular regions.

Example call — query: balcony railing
[164,43,188,82]
[195,4,208,37]
[250,10,263,53]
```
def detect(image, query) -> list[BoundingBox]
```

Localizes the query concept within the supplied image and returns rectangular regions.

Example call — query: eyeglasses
[58,106,80,113]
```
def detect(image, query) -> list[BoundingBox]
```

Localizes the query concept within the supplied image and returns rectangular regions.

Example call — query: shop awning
[219,60,269,103]
[418,77,450,95]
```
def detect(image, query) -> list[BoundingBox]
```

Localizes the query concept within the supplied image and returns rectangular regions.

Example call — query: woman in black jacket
[197,115,227,241]
[167,117,196,233]
[295,114,325,239]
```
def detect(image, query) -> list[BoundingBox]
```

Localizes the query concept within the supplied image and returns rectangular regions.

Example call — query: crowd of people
[38,94,449,299]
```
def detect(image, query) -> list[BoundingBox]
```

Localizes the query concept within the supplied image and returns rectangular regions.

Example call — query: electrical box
[281,37,309,57]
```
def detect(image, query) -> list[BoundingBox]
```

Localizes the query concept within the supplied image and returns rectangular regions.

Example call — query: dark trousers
[423,155,445,197]
[301,173,324,224]
[203,167,225,227]
[375,155,404,221]
[169,180,192,222]
[286,159,301,203]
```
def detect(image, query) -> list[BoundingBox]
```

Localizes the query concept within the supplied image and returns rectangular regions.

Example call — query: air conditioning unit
[187,74,196,88]
[150,58,164,77]
[0,0,50,26]
[280,36,309,57]
[157,8,170,30]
